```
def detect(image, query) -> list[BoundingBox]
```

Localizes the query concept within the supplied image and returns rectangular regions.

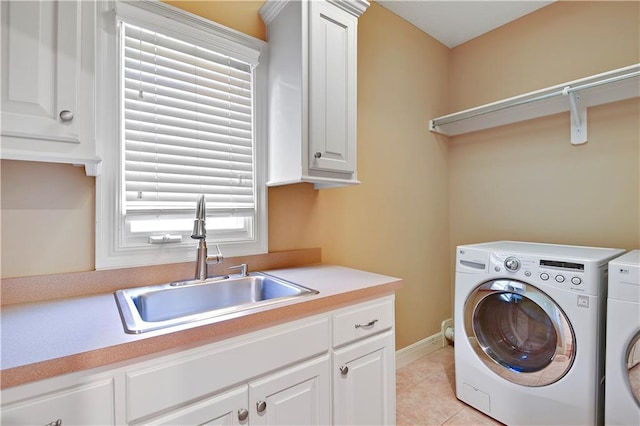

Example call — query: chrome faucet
[191,194,223,281]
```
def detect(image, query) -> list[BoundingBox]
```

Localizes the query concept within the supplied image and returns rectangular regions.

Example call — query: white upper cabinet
[0,0,100,176]
[308,1,356,175]
[260,0,369,189]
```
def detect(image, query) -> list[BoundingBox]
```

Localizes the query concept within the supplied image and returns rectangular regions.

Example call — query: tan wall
[448,1,640,260]
[162,0,266,41]
[449,1,640,111]
[1,161,96,276]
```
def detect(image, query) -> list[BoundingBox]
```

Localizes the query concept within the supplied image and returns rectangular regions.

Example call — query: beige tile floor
[396,345,503,426]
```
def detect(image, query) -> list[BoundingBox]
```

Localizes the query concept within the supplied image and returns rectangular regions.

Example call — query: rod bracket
[563,86,587,145]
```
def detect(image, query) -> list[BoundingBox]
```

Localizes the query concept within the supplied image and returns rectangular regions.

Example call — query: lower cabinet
[1,295,395,425]
[147,355,331,426]
[331,296,396,426]
[249,355,331,426]
[333,331,396,425]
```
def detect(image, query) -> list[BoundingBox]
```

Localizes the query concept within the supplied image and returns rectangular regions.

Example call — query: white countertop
[1,265,402,388]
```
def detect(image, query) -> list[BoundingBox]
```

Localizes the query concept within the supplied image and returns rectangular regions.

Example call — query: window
[96,0,267,269]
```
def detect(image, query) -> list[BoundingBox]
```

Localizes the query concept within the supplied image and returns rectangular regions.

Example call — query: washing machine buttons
[494,266,501,272]
[504,256,521,272]
[555,274,566,283]
[571,277,582,285]
[540,273,550,281]
[524,271,532,277]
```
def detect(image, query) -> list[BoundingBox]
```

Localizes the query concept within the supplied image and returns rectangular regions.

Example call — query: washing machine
[605,249,640,425]
[454,241,624,425]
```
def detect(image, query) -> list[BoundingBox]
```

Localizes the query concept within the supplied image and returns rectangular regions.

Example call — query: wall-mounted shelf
[429,63,640,145]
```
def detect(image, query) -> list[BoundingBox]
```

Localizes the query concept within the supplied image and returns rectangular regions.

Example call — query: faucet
[191,194,223,281]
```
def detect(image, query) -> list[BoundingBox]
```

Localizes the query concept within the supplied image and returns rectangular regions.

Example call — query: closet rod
[432,69,640,128]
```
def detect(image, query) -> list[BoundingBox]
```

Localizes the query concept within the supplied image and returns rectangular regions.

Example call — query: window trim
[95,0,268,269]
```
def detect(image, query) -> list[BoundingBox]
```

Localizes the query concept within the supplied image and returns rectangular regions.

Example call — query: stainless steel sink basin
[114,272,318,334]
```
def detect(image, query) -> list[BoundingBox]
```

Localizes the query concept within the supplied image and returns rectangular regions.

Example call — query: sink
[114,272,318,334]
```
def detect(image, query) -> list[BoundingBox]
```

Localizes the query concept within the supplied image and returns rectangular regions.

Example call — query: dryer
[605,249,640,425]
[454,241,624,425]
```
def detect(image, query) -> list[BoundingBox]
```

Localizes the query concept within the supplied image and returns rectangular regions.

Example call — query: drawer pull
[355,319,378,329]
[44,420,62,426]
[256,400,267,413]
[340,365,349,375]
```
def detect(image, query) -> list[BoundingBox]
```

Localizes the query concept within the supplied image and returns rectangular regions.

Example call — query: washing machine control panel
[490,252,589,293]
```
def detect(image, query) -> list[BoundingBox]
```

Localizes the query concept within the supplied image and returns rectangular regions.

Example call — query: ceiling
[377,1,555,48]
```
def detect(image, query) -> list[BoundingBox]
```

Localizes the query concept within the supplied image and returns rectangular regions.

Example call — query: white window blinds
[122,22,255,215]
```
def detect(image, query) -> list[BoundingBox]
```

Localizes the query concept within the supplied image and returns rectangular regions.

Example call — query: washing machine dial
[504,256,521,272]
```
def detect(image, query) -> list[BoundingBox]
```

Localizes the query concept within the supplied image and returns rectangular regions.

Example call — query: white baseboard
[395,332,444,369]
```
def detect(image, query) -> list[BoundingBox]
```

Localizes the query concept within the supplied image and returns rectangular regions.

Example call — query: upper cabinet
[0,0,100,175]
[260,0,369,189]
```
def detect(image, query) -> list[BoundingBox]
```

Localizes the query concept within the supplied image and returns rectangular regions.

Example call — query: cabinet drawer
[1,379,115,426]
[126,316,329,423]
[147,385,247,426]
[332,297,394,347]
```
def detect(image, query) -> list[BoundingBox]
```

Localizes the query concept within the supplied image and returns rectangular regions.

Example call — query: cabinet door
[249,355,331,426]
[308,0,356,174]
[333,331,396,426]
[0,379,115,426]
[1,0,82,143]
[149,385,248,426]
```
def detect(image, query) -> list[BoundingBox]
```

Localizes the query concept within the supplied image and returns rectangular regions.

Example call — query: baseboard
[395,332,444,369]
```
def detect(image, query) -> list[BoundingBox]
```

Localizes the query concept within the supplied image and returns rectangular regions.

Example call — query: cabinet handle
[59,110,74,122]
[44,420,62,426]
[340,365,349,375]
[238,408,249,421]
[355,319,378,329]
[256,400,267,413]
[314,152,322,159]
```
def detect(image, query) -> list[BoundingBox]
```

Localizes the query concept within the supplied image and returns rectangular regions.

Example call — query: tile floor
[396,345,502,425]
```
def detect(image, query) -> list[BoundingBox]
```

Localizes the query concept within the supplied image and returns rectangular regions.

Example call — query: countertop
[1,264,402,389]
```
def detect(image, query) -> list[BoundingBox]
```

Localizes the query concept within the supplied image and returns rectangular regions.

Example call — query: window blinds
[122,22,255,215]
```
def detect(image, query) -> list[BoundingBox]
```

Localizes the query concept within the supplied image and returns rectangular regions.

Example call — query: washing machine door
[464,279,575,387]
[626,332,640,406]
